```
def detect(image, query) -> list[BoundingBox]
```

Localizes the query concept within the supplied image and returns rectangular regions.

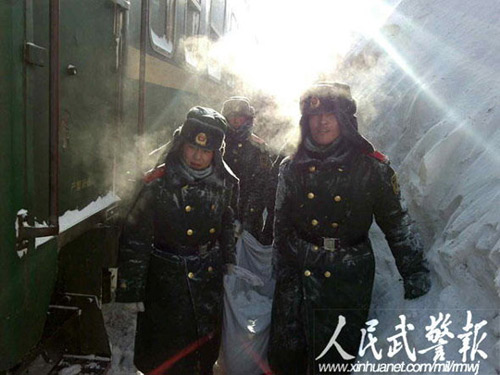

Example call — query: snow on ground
[102,303,141,375]
[343,0,500,373]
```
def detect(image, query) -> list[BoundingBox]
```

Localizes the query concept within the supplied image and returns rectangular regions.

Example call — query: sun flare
[216,0,396,105]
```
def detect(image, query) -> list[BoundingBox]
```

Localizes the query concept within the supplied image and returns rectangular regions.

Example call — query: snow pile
[34,192,120,248]
[344,0,499,372]
[102,303,141,375]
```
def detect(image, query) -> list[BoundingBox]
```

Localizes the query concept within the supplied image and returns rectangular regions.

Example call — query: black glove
[404,271,431,299]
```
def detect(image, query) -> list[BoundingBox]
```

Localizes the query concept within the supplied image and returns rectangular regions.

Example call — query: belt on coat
[154,241,215,256]
[296,230,368,252]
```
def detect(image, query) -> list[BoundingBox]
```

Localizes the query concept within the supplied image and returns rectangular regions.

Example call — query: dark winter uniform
[116,107,237,375]
[222,97,274,244]
[268,83,431,375]
[225,131,273,239]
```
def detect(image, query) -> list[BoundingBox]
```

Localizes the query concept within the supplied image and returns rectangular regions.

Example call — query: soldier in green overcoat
[221,96,274,244]
[116,107,237,375]
[268,83,431,375]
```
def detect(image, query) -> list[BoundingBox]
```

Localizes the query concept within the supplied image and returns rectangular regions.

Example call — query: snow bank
[344,0,500,372]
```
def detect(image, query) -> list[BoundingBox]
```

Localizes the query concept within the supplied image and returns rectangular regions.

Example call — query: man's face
[308,113,341,145]
[182,143,214,170]
[227,115,249,129]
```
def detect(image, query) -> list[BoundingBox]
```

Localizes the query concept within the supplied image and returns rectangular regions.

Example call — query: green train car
[1,0,243,373]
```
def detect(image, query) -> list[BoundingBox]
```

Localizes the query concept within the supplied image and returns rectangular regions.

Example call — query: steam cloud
[109,0,399,203]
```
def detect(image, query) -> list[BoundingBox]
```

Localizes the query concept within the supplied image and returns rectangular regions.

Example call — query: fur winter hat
[221,96,255,119]
[299,82,374,153]
[180,106,228,151]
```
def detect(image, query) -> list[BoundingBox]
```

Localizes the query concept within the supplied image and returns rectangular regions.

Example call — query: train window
[184,0,202,68]
[186,0,201,37]
[150,0,177,57]
[210,0,225,38]
[207,0,226,80]
[224,12,238,87]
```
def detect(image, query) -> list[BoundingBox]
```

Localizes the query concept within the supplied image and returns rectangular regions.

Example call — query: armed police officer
[221,96,274,244]
[268,83,431,375]
[116,107,237,375]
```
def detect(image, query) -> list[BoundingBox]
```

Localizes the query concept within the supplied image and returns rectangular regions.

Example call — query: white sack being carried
[220,231,275,375]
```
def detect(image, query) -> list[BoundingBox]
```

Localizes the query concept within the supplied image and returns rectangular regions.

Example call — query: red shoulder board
[366,150,389,163]
[143,164,166,183]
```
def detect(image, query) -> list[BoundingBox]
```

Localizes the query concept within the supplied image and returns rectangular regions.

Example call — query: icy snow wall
[341,0,499,372]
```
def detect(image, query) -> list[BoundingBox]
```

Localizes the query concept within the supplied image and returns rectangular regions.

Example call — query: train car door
[59,0,119,213]
[0,0,59,371]
[1,0,123,371]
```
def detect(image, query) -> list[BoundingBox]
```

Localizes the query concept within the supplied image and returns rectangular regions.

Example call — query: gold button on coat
[334,195,342,202]
[304,270,311,277]
[307,192,315,199]
[331,222,339,228]
[188,272,195,279]
[324,271,331,278]
[309,166,316,172]
[209,228,216,234]
[311,219,319,226]
[187,229,194,236]
[185,205,192,212]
